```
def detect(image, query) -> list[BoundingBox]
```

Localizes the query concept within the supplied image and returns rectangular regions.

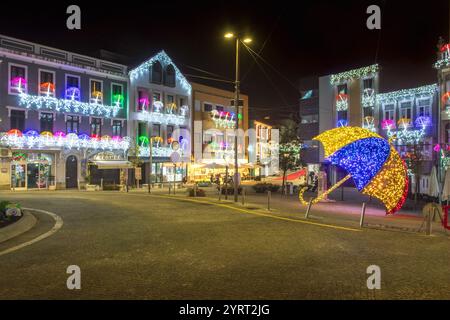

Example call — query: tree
[278,119,302,194]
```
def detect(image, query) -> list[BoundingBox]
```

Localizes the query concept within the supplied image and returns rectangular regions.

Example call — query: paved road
[0,191,449,299]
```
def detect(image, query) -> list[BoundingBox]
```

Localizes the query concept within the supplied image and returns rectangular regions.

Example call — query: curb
[0,210,37,244]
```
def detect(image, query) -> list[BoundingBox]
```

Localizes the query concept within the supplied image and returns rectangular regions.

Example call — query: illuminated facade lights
[129,50,192,94]
[330,64,379,85]
[335,93,349,111]
[210,110,237,128]
[361,88,376,107]
[376,84,437,103]
[18,92,122,118]
[1,130,130,152]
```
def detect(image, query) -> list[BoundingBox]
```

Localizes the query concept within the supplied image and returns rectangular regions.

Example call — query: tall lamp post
[224,32,252,202]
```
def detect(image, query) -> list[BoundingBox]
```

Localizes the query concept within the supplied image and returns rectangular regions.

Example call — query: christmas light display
[134,107,188,126]
[362,116,376,132]
[362,88,375,107]
[65,87,80,101]
[210,110,236,128]
[129,50,192,94]
[385,117,428,145]
[11,77,27,93]
[39,82,55,96]
[337,119,348,127]
[18,92,123,118]
[298,126,408,214]
[335,93,349,111]
[0,129,130,152]
[330,64,379,85]
[381,119,395,130]
[376,84,437,103]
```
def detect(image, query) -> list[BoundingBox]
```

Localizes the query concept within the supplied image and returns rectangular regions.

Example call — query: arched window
[164,64,176,87]
[151,61,162,84]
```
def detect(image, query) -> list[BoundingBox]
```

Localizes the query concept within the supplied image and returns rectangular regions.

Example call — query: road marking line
[0,208,63,257]
[147,194,361,232]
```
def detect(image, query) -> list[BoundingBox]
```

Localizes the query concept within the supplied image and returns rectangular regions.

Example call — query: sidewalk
[129,185,449,236]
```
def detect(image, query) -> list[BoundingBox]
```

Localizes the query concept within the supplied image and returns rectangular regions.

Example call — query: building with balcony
[0,34,130,190]
[250,120,277,177]
[191,82,249,181]
[128,51,192,184]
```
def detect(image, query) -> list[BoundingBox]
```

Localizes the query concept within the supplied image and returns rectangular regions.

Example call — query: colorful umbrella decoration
[299,126,408,214]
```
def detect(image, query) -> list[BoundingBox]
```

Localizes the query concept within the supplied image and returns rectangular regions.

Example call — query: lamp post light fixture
[224,31,252,202]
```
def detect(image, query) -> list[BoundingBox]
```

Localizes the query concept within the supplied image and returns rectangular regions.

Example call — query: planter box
[86,184,99,191]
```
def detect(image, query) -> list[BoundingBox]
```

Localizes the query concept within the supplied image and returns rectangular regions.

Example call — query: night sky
[0,0,448,123]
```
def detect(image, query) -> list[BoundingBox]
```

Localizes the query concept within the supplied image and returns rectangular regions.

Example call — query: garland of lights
[210,110,236,129]
[0,130,130,152]
[18,92,122,118]
[134,108,188,126]
[361,88,376,107]
[300,126,408,214]
[335,94,349,111]
[129,50,192,94]
[376,84,437,103]
[330,64,379,85]
[362,116,376,132]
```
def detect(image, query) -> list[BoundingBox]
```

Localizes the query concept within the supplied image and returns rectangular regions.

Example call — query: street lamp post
[225,32,251,202]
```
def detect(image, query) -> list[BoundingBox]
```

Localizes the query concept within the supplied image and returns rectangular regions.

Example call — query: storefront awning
[92,161,133,169]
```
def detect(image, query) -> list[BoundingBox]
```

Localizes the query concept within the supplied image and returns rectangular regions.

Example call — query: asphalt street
[0,191,449,299]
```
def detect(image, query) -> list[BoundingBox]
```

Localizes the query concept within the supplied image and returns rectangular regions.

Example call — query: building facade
[251,120,276,177]
[191,82,249,181]
[0,34,130,190]
[128,51,192,184]
[299,88,320,167]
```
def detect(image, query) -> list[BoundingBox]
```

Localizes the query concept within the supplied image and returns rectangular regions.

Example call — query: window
[179,97,186,107]
[337,84,347,94]
[204,103,213,112]
[9,64,27,94]
[39,70,55,97]
[300,114,319,124]
[153,92,161,102]
[363,106,373,118]
[363,78,374,89]
[152,124,160,137]
[151,61,163,84]
[164,64,176,87]
[216,105,224,112]
[90,118,102,136]
[167,125,174,143]
[10,110,25,131]
[399,101,412,119]
[417,98,431,118]
[40,113,54,132]
[112,120,122,137]
[111,83,124,107]
[137,89,149,111]
[65,75,80,100]
[90,80,103,104]
[337,110,347,121]
[383,103,395,121]
[138,122,147,138]
[167,95,175,104]
[66,115,80,134]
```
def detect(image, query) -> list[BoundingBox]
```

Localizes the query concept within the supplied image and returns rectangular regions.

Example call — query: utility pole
[148,137,153,193]
[234,36,240,203]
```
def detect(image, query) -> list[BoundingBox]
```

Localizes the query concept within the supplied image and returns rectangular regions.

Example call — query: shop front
[10,151,56,190]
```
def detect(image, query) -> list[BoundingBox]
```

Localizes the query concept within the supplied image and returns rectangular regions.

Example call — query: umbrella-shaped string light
[298,127,408,214]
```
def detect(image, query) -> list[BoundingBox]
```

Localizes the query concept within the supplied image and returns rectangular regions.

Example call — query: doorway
[65,155,78,188]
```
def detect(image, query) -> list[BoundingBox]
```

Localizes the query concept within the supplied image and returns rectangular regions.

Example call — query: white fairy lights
[129,50,192,94]
[330,64,379,85]
[19,92,122,118]
[0,132,130,152]
[376,84,437,103]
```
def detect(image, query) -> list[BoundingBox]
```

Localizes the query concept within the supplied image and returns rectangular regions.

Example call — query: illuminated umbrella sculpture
[298,126,409,214]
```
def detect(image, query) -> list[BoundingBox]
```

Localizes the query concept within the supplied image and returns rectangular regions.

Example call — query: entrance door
[65,156,78,188]
[27,163,39,189]
[11,164,26,189]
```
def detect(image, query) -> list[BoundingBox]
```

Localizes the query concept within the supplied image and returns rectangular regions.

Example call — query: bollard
[241,188,245,205]
[267,191,271,211]
[169,186,171,195]
[148,182,151,194]
[305,199,313,219]
[359,202,366,228]
[126,184,129,193]
[101,178,103,191]
[77,179,80,191]
[194,183,197,197]
[426,211,432,235]
[219,185,222,201]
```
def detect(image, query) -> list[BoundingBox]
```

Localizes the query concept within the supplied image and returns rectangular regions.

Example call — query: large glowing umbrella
[299,126,408,214]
